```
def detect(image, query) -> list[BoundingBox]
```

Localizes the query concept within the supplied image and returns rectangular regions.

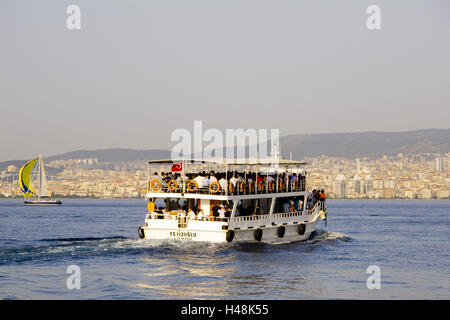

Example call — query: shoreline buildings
[1,153,449,199]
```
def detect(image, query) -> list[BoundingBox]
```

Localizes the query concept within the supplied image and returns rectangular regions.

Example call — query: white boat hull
[139,215,319,244]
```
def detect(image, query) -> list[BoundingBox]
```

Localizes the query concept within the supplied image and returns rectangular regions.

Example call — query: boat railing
[146,213,230,222]
[148,178,306,195]
[229,211,302,223]
[305,201,325,215]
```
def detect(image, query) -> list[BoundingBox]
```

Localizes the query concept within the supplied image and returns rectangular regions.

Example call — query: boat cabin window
[236,198,272,216]
[274,196,304,214]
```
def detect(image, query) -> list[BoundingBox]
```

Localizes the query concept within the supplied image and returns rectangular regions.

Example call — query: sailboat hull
[24,200,62,206]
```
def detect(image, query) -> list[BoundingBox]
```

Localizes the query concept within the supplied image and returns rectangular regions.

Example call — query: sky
[0,0,449,161]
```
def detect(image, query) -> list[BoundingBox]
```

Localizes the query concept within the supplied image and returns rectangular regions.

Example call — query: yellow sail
[19,158,38,197]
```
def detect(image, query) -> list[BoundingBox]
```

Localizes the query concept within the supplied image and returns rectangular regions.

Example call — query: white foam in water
[104,237,223,251]
[306,229,351,243]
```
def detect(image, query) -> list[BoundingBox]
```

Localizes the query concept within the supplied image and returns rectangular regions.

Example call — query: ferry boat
[19,155,62,206]
[138,158,327,243]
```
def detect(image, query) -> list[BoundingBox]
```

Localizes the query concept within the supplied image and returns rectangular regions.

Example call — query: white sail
[39,156,48,198]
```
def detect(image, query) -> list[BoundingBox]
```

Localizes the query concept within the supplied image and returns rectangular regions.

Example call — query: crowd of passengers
[307,189,327,210]
[150,170,307,193]
[146,199,233,221]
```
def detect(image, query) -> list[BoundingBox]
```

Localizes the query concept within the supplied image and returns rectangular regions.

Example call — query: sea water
[0,199,448,299]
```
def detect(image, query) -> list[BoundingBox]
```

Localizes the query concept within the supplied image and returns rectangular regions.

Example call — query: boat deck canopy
[148,159,307,166]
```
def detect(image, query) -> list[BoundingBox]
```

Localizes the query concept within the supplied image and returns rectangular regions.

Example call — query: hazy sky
[1,0,449,161]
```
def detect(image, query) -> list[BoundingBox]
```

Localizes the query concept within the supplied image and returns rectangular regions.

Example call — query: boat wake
[306,229,352,244]
[0,230,350,266]
[40,236,128,242]
[0,236,229,266]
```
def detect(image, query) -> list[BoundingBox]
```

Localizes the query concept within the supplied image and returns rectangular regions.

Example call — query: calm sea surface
[0,199,448,299]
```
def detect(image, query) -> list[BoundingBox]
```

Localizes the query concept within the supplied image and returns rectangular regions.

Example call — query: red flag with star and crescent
[171,162,183,172]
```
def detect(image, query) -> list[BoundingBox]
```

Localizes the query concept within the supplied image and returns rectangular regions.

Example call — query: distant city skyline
[1,151,448,200]
[1,1,449,161]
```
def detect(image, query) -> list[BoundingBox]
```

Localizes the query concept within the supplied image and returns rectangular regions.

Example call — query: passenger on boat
[314,189,321,206]
[219,175,228,192]
[197,209,205,221]
[203,174,211,187]
[257,175,263,185]
[147,200,155,214]
[225,204,233,217]
[154,198,165,209]
[175,173,182,190]
[282,201,290,213]
[247,173,254,192]
[289,201,297,213]
[320,190,326,209]
[194,172,206,187]
[267,175,275,192]
[290,173,298,190]
[188,208,196,220]
[229,173,238,188]
[306,192,312,209]
[212,203,220,216]
[152,172,160,181]
[297,199,303,213]
[210,172,218,183]
[218,205,226,220]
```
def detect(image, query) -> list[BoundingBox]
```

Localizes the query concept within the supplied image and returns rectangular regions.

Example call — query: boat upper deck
[146,159,308,199]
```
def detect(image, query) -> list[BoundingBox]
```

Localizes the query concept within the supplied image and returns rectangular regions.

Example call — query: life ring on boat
[292,180,298,190]
[240,181,245,193]
[298,223,306,236]
[228,182,235,193]
[187,180,198,192]
[257,181,264,192]
[167,179,178,191]
[268,181,274,192]
[138,226,145,239]
[277,226,285,238]
[254,228,263,241]
[226,230,235,242]
[151,178,161,191]
[248,181,254,192]
[209,181,220,194]
[279,180,285,190]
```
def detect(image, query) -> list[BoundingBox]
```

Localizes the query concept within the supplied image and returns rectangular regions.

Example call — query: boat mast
[38,155,42,201]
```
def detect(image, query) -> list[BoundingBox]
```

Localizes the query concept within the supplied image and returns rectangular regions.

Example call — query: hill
[280,129,449,159]
[1,129,448,170]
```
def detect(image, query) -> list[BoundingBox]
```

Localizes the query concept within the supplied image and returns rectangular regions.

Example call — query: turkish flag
[171,162,183,172]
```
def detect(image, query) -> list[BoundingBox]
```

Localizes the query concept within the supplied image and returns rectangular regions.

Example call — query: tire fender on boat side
[138,226,145,239]
[298,224,306,236]
[277,226,285,238]
[254,228,263,241]
[226,230,235,242]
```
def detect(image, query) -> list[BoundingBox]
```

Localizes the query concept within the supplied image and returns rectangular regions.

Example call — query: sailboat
[19,155,62,205]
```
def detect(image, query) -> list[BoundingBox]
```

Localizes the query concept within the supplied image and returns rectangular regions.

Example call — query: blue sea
[0,199,448,300]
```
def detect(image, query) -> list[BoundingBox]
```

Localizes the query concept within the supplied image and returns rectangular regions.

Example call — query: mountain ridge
[1,129,448,170]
